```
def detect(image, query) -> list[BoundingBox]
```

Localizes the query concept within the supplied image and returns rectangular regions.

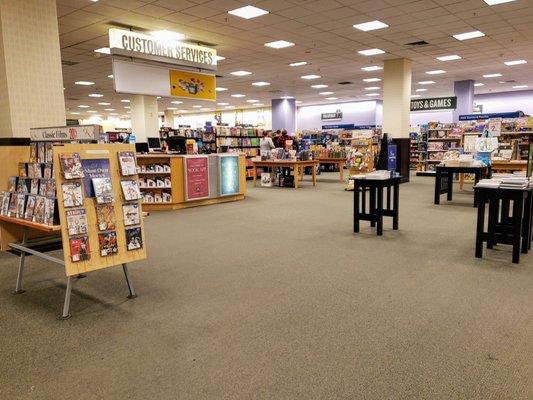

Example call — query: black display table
[353,177,401,236]
[434,165,489,207]
[475,186,533,264]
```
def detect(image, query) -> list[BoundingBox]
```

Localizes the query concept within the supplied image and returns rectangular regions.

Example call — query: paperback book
[120,179,141,201]
[24,195,36,221]
[98,231,118,256]
[92,177,114,204]
[59,153,84,179]
[70,236,90,262]
[61,182,83,207]
[66,208,88,236]
[118,151,137,176]
[81,158,110,197]
[32,196,46,223]
[122,203,140,226]
[96,204,116,231]
[125,227,142,251]
[45,143,54,163]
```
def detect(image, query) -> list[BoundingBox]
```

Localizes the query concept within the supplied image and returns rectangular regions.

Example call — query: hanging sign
[459,111,524,121]
[30,125,101,141]
[109,28,217,71]
[184,156,209,201]
[410,96,457,112]
[321,110,342,121]
[169,69,216,101]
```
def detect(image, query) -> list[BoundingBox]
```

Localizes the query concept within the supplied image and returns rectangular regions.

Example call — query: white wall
[474,90,533,115]
[297,101,378,130]
[173,108,272,129]
[410,110,453,126]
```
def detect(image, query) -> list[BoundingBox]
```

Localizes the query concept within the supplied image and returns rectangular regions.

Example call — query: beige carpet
[0,173,532,400]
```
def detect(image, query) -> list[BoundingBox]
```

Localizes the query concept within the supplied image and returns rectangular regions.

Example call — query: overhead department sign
[410,96,457,112]
[109,28,217,71]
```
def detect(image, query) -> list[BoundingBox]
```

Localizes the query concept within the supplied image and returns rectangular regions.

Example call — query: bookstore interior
[1,1,533,399]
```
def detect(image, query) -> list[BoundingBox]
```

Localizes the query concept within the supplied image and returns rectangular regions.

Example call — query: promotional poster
[219,156,240,196]
[185,157,209,200]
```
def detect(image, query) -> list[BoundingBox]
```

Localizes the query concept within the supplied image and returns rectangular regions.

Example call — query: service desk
[252,160,319,189]
[316,157,346,181]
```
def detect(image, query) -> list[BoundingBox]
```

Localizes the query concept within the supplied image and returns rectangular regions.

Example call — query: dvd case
[32,196,46,223]
[24,195,36,220]
[98,231,118,256]
[122,203,140,226]
[118,151,137,176]
[61,182,83,207]
[95,204,116,231]
[125,227,142,251]
[66,208,88,236]
[70,236,90,262]
[120,180,141,201]
[92,177,114,204]
[59,153,84,179]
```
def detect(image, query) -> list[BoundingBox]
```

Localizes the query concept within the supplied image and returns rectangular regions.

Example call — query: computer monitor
[147,137,161,150]
[135,142,149,154]
[168,136,187,153]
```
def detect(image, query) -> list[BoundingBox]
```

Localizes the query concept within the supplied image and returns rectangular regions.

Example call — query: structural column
[0,0,66,137]
[382,58,412,138]
[271,98,296,133]
[130,95,159,143]
[164,109,175,128]
[453,80,475,122]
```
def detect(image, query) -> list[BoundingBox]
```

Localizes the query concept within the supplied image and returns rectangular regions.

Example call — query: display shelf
[139,186,171,190]
[137,172,171,175]
[0,214,60,233]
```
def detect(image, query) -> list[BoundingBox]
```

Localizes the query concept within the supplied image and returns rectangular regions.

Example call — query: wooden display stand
[136,154,246,211]
[315,157,346,181]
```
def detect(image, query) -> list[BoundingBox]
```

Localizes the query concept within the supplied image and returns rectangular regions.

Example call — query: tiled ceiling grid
[58,0,533,119]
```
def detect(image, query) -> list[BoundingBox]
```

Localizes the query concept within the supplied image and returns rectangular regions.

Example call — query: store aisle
[0,174,532,399]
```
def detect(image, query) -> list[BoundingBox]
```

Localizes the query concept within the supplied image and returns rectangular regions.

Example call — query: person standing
[260,130,275,157]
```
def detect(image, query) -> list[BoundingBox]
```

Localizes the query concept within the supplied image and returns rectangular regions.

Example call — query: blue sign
[219,156,240,196]
[459,111,524,121]
[387,145,397,171]
[322,124,376,130]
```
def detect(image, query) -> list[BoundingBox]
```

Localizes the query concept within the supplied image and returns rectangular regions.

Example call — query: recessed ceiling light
[426,70,446,75]
[151,30,185,41]
[124,106,130,109]
[295,101,302,104]
[107,75,113,78]
[94,47,110,54]
[121,99,130,103]
[453,30,485,41]
[364,87,380,90]
[171,101,183,104]
[325,97,338,100]
[78,105,90,108]
[217,102,229,106]
[474,83,484,87]
[280,96,294,99]
[301,74,321,80]
[98,102,110,105]
[513,85,528,89]
[252,81,270,86]
[104,108,115,111]
[214,55,225,61]
[200,108,211,111]
[216,87,228,92]
[363,78,381,82]
[231,94,246,98]
[498,81,507,84]
[255,103,265,106]
[192,105,202,108]
[230,70,252,76]
[483,73,502,78]
[418,81,435,85]
[178,110,187,113]
[87,110,97,113]
[109,113,119,115]
[289,61,307,67]
[483,0,516,5]
[156,96,162,99]
[246,99,259,103]
[311,84,328,89]
[70,112,80,115]
[365,93,379,96]
[319,92,334,95]
[167,107,177,110]
[411,95,421,98]
[75,81,94,86]
[88,93,103,97]
[504,59,527,66]
[361,66,383,71]
[358,48,385,56]
[265,40,294,49]
[436,55,462,61]
[225,106,235,109]
[353,20,389,31]
[228,5,269,19]
[416,88,428,92]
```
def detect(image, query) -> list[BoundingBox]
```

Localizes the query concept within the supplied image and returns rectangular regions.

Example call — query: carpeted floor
[0,173,532,400]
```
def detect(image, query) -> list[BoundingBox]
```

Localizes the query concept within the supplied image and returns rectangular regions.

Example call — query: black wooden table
[434,165,489,207]
[353,177,401,236]
[475,186,533,264]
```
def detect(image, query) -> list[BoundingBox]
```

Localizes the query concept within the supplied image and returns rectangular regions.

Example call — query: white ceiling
[58,0,533,119]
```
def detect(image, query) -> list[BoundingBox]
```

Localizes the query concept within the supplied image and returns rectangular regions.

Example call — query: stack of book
[475,179,501,189]
[500,177,530,190]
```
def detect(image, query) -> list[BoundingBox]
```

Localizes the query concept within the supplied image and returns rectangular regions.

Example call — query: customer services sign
[410,96,457,112]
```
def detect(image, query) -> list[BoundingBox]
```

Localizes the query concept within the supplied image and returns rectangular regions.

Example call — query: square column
[131,95,159,143]
[164,109,175,128]
[453,80,475,122]
[271,98,296,133]
[382,59,412,138]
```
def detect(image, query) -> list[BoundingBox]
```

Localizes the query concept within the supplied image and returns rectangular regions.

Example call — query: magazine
[125,227,142,251]
[24,195,36,221]
[118,151,137,176]
[120,180,141,201]
[44,197,55,225]
[66,208,88,236]
[122,203,140,226]
[59,153,84,179]
[95,204,116,231]
[98,231,118,256]
[61,182,83,207]
[70,236,90,262]
[92,177,114,204]
[81,158,110,197]
[32,196,46,223]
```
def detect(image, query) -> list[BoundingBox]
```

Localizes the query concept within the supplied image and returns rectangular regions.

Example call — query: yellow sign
[169,69,216,101]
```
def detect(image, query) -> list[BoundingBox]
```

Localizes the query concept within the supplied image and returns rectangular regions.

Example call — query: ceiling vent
[338,81,354,85]
[62,60,78,66]
[405,40,429,46]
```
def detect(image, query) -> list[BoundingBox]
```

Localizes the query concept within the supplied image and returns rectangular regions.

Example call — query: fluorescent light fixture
[121,99,130,103]
[426,70,446,75]
[252,81,270,86]
[156,96,162,99]
[418,81,435,85]
[151,30,185,41]
[217,102,229,106]
[78,105,90,108]
[124,106,130,109]
[513,85,528,89]
[437,55,462,61]
[88,93,103,97]
[411,95,421,98]
[192,105,202,108]
[474,83,484,87]
[225,105,235,108]
[107,74,113,78]
[246,99,259,103]
[319,91,334,95]
[167,107,177,110]
[230,70,252,76]
[214,55,225,61]
[453,30,485,41]
[483,0,516,5]
[70,112,80,115]
[353,20,388,31]
[325,97,338,100]
[109,113,119,116]
[216,87,228,92]
[280,96,294,99]
[289,61,307,67]
[228,5,269,19]
[98,102,110,105]
[311,84,328,89]
[94,47,110,54]
[364,87,380,90]
[265,40,294,49]
[295,101,302,104]
[200,108,211,111]
[416,88,428,92]
[231,94,246,98]
[363,78,381,82]
[358,48,385,56]
[365,93,379,96]
[255,103,265,106]
[483,73,502,78]
[504,59,527,66]
[498,81,507,84]
[75,81,94,86]
[177,110,187,113]
[171,101,183,104]
[87,110,97,113]
[301,74,321,80]
[104,108,115,111]
[361,66,383,71]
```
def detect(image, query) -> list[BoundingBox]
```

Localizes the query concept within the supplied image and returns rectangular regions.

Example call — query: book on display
[125,227,142,251]
[69,236,90,262]
[98,231,118,256]
[28,163,42,179]
[95,204,116,231]
[37,143,46,164]
[92,177,114,204]
[66,208,88,236]
[24,195,36,221]
[59,153,84,179]
[61,182,83,207]
[120,180,141,201]
[118,152,137,176]
[122,203,140,226]
[45,143,54,163]
[32,196,46,223]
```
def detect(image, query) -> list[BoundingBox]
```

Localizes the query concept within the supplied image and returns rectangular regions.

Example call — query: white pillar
[164,109,175,128]
[130,95,158,143]
[0,0,66,137]
[382,59,412,138]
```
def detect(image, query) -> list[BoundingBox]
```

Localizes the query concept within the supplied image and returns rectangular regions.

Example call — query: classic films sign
[410,96,457,112]
[30,125,100,141]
